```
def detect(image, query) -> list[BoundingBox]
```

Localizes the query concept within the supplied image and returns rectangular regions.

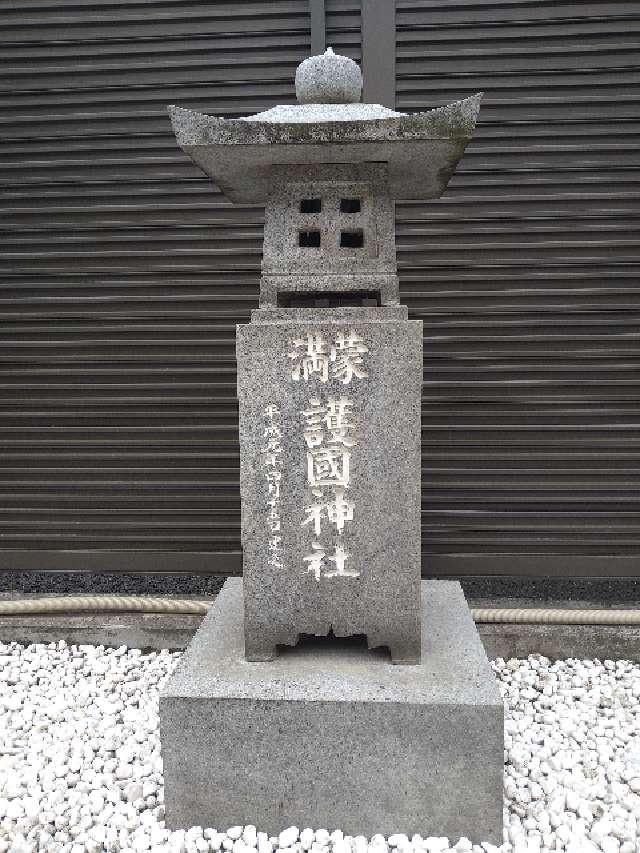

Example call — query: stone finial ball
[295,47,363,104]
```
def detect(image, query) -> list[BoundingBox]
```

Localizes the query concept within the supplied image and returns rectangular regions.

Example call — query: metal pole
[361,0,396,108]
[310,0,326,54]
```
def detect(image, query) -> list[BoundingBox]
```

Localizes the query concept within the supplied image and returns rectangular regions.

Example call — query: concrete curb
[1,609,640,660]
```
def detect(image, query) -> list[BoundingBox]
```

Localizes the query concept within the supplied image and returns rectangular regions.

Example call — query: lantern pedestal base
[160,578,504,843]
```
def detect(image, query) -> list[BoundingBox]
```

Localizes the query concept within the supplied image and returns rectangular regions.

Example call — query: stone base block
[160,579,504,842]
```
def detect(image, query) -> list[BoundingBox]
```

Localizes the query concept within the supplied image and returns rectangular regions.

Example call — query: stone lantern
[161,50,503,843]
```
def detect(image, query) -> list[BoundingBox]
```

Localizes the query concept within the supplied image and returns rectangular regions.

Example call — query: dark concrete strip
[1,610,640,661]
[1,572,640,606]
[478,623,640,663]
[0,612,204,651]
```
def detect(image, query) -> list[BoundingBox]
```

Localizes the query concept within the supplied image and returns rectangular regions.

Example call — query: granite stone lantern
[161,50,504,843]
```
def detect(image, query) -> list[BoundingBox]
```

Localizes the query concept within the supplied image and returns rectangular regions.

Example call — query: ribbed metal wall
[396,0,640,576]
[326,0,361,60]
[0,1,310,573]
[1,0,638,577]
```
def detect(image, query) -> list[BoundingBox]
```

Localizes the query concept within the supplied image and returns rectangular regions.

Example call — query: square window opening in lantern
[299,230,321,248]
[340,198,361,213]
[300,198,322,213]
[340,229,364,249]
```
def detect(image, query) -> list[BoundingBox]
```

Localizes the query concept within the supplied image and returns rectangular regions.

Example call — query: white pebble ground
[1,644,639,853]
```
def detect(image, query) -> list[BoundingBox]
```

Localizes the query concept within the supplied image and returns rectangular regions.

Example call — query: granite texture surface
[168,94,481,142]
[236,316,423,663]
[244,103,404,123]
[160,578,504,840]
[258,163,399,309]
[295,48,362,105]
[261,163,395,281]
[251,306,408,323]
[260,275,399,307]
[166,94,482,204]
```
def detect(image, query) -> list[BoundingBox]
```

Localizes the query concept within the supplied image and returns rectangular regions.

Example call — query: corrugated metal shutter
[2,0,638,579]
[325,0,361,61]
[0,1,310,573]
[396,0,640,576]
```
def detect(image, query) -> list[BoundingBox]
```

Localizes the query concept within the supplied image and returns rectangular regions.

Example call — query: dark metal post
[361,0,396,108]
[310,0,326,54]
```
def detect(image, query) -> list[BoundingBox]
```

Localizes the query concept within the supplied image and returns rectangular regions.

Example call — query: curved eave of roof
[167,93,483,147]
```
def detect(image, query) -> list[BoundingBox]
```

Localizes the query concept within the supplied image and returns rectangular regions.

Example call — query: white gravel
[1,643,639,853]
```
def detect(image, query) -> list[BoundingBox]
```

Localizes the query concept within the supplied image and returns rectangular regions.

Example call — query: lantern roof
[168,48,482,204]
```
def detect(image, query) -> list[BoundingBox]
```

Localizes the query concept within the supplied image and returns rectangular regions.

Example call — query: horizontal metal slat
[0,0,638,575]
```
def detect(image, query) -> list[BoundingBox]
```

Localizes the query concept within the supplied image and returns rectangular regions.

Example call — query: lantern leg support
[244,642,278,662]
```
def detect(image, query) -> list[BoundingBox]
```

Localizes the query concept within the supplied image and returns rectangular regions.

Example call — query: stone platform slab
[160,579,504,842]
